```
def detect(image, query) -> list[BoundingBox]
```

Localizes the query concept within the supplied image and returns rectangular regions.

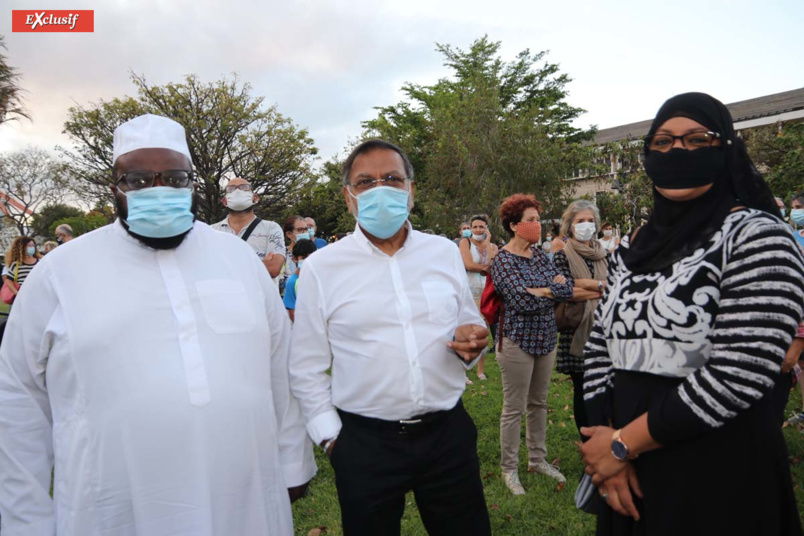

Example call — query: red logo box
[12,10,94,32]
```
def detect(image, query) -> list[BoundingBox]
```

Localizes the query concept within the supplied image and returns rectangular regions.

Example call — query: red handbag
[480,274,500,325]
[480,272,505,351]
[1,264,20,305]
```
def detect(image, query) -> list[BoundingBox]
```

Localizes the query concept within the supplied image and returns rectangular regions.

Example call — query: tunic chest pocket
[421,280,459,324]
[195,279,257,334]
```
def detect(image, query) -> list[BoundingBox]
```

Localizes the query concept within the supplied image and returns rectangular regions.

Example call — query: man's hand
[598,464,643,520]
[448,324,489,363]
[264,252,285,279]
[288,481,310,503]
[782,337,804,373]
[580,426,627,484]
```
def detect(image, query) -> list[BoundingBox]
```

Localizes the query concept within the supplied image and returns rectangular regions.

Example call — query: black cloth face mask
[644,147,727,190]
[621,92,779,275]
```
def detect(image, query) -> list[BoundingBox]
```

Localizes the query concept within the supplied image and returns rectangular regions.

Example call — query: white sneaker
[502,471,526,495]
[528,461,566,483]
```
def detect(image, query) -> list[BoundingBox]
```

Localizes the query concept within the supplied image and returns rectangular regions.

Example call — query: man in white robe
[0,114,316,535]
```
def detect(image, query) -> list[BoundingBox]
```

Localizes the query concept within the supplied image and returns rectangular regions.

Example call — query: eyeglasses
[644,131,722,153]
[225,184,252,193]
[349,175,411,193]
[116,170,194,190]
[293,227,309,233]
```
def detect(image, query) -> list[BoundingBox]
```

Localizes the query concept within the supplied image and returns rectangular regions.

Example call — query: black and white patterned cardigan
[583,209,804,445]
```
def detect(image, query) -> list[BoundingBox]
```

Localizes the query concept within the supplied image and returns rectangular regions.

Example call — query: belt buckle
[398,418,422,434]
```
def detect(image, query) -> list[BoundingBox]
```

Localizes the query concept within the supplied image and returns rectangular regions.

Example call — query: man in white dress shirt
[0,114,315,535]
[289,139,492,535]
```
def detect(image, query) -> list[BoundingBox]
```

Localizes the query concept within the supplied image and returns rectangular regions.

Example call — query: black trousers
[330,401,491,536]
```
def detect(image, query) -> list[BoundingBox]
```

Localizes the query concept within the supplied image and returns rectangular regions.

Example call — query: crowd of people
[0,92,802,536]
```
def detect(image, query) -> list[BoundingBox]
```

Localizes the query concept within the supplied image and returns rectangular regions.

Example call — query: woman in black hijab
[579,93,804,535]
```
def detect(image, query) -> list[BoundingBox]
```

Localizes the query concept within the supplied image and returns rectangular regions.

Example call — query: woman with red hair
[490,193,574,495]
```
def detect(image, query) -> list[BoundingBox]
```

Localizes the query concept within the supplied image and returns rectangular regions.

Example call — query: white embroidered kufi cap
[112,114,192,165]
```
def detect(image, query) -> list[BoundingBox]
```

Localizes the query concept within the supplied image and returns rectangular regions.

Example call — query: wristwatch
[611,429,633,461]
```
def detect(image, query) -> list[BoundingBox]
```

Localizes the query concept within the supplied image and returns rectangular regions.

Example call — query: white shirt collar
[352,221,415,256]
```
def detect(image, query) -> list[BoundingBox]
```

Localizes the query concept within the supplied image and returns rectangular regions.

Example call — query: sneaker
[786,412,804,425]
[502,471,526,495]
[477,373,487,381]
[528,461,566,483]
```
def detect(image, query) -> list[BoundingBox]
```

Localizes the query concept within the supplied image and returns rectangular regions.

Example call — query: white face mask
[472,232,486,241]
[574,222,596,242]
[603,230,613,237]
[226,190,254,211]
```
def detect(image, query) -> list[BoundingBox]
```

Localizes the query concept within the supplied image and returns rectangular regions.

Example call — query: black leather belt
[337,400,462,435]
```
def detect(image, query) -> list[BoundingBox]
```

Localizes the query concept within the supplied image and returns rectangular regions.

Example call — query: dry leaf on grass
[307,526,327,536]
[563,405,569,411]
[490,504,500,510]
[557,482,566,492]
[551,457,562,467]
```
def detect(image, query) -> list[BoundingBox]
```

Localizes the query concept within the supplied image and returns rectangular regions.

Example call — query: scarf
[563,238,607,356]
[622,92,780,274]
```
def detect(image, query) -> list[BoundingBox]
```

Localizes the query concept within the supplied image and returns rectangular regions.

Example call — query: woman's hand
[580,426,627,484]
[553,274,567,285]
[598,464,643,520]
[527,287,551,298]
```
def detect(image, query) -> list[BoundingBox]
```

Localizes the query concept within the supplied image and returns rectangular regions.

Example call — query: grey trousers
[497,337,556,472]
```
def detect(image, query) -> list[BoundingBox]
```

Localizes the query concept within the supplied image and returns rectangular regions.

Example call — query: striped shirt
[583,209,804,444]
[3,261,38,287]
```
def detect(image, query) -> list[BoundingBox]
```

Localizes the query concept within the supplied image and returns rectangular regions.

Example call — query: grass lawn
[292,351,804,535]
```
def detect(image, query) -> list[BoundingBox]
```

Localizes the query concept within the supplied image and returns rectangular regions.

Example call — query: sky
[1,0,803,168]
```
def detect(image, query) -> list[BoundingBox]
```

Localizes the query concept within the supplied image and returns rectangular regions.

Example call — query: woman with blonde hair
[2,236,39,303]
[552,200,608,435]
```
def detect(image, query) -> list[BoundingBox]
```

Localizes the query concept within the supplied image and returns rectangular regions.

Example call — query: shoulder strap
[241,217,262,242]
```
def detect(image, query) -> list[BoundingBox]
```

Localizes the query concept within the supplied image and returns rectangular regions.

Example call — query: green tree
[745,122,804,201]
[0,147,68,234]
[30,202,84,238]
[588,139,654,234]
[363,36,595,235]
[286,159,354,238]
[50,214,107,238]
[61,73,318,223]
[0,35,29,126]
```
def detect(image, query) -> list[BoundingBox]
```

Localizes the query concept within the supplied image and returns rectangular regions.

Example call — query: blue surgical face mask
[297,260,304,270]
[296,232,310,241]
[124,187,194,238]
[780,208,787,218]
[26,246,36,256]
[461,229,472,238]
[791,209,804,226]
[351,186,410,239]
